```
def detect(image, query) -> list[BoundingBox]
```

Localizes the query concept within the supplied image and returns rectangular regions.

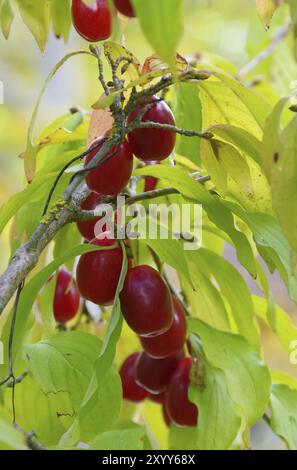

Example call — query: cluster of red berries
[51,8,197,427]
[120,282,198,428]
[72,0,135,43]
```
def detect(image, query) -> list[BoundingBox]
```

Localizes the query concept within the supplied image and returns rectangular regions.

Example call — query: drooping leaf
[134,165,257,277]
[188,318,271,426]
[270,384,297,450]
[15,0,51,51]
[89,427,146,450]
[174,82,202,164]
[25,332,102,411]
[50,0,71,42]
[131,0,183,65]
[0,0,14,39]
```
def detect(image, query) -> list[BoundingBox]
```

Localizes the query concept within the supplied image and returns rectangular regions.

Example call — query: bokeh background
[0,0,297,449]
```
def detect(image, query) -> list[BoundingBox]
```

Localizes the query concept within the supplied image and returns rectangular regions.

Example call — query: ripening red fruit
[71,0,112,42]
[76,237,124,306]
[165,357,198,427]
[53,268,80,324]
[76,192,101,241]
[140,297,187,358]
[135,351,183,394]
[144,176,158,192]
[85,138,133,196]
[120,265,173,337]
[120,353,148,402]
[114,0,135,17]
[127,96,176,161]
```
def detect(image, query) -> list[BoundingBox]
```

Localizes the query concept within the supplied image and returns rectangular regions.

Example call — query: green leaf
[0,419,26,450]
[270,116,297,253]
[132,0,183,65]
[89,427,146,450]
[25,332,102,411]
[189,364,241,450]
[253,295,297,358]
[270,384,297,450]
[79,364,122,441]
[174,83,202,163]
[188,249,259,348]
[209,124,262,166]
[53,223,82,271]
[15,0,50,51]
[5,376,73,446]
[135,165,256,277]
[182,270,230,332]
[188,318,271,426]
[50,0,71,42]
[200,140,227,195]
[0,0,14,39]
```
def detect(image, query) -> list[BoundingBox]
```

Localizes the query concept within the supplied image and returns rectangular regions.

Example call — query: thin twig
[237,23,290,79]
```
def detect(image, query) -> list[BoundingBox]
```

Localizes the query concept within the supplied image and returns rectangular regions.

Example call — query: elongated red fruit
[135,351,183,394]
[85,138,133,196]
[165,357,198,427]
[72,0,112,42]
[120,353,148,402]
[120,265,173,337]
[76,192,102,241]
[140,297,187,358]
[128,96,176,161]
[76,237,123,306]
[53,268,80,324]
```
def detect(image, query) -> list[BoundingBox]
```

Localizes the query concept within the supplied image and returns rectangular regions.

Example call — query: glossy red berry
[165,357,198,427]
[53,268,80,324]
[144,176,158,192]
[140,297,187,358]
[127,96,176,161]
[114,0,135,17]
[76,237,124,306]
[120,265,173,337]
[135,351,183,394]
[71,0,112,42]
[120,353,148,402]
[76,192,102,241]
[85,138,133,196]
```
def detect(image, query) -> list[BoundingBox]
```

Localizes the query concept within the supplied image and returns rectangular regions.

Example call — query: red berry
[162,404,171,427]
[114,0,135,17]
[76,192,102,241]
[144,176,158,192]
[127,96,176,161]
[71,0,112,42]
[120,353,148,402]
[135,351,183,394]
[140,297,187,358]
[76,237,124,306]
[85,138,133,196]
[165,357,198,427]
[120,265,173,337]
[53,268,80,324]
